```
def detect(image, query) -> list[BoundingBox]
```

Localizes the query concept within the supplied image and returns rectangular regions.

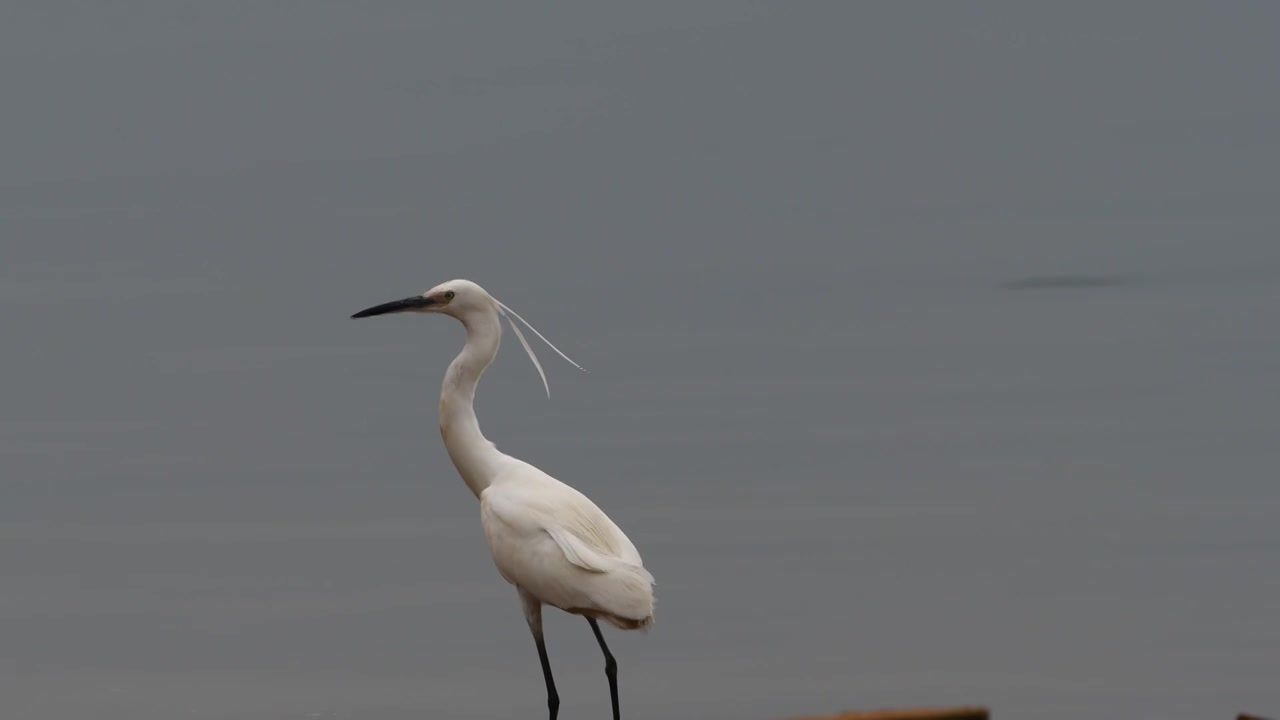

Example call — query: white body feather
[480,459,654,628]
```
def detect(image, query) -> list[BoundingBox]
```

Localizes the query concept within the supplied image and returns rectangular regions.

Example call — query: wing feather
[545,525,612,573]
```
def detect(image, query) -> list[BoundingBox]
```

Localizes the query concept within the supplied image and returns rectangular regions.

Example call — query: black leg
[534,634,560,720]
[520,592,559,720]
[587,618,620,720]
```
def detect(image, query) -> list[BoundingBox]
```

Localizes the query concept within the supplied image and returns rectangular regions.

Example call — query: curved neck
[439,308,506,498]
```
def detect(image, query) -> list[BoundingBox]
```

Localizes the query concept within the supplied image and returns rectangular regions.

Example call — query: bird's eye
[443,290,455,301]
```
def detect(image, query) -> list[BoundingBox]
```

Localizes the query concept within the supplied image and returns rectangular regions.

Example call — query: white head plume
[494,298,588,398]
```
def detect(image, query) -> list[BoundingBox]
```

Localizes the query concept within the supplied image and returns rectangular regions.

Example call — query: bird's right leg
[587,617,620,720]
[520,589,559,720]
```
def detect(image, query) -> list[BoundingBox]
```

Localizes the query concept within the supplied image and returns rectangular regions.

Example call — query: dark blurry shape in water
[1002,274,1130,290]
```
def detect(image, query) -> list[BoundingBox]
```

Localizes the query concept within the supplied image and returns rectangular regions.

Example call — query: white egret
[350,279,654,720]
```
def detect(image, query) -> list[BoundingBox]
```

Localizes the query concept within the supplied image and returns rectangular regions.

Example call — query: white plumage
[351,278,654,720]
[481,465,655,629]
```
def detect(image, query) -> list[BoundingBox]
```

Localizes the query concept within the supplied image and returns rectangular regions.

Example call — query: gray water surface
[3,5,1278,720]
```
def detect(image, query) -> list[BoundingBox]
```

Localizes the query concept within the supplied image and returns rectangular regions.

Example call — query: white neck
[439,308,507,498]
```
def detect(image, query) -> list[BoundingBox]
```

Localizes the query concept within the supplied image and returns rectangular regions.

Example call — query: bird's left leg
[520,590,559,720]
[587,617,620,720]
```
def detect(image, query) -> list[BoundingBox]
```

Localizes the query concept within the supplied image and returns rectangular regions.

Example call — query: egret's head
[350,277,588,397]
[349,279,495,321]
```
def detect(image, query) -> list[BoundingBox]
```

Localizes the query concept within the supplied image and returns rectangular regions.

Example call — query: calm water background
[2,4,1278,719]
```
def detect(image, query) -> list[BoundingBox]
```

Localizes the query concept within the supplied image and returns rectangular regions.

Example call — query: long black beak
[350,295,436,319]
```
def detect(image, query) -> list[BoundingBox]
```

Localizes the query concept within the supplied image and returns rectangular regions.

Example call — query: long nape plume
[494,298,588,398]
